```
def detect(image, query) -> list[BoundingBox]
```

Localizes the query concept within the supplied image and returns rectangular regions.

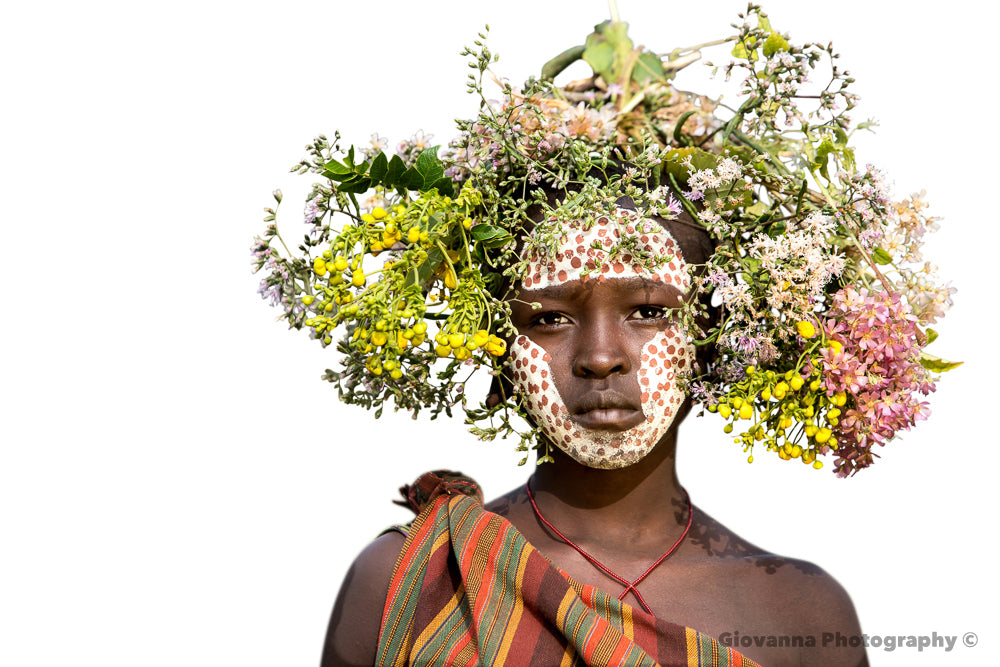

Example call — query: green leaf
[813,136,836,180]
[412,146,445,188]
[731,40,751,60]
[339,175,371,195]
[322,158,355,181]
[871,247,893,265]
[919,353,963,373]
[369,152,388,185]
[663,147,718,183]
[398,166,423,191]
[583,33,615,82]
[540,44,586,80]
[583,20,633,84]
[925,328,939,345]
[426,176,455,198]
[385,154,406,186]
[672,110,698,145]
[471,224,507,241]
[762,31,790,57]
[632,51,665,85]
[406,245,445,290]
[758,16,773,32]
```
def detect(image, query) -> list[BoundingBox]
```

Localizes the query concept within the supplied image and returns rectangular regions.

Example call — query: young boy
[320,207,868,667]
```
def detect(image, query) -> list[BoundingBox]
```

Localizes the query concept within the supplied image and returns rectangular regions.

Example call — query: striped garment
[376,480,760,666]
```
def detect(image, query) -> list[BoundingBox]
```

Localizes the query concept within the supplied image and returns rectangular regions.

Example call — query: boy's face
[508,211,694,469]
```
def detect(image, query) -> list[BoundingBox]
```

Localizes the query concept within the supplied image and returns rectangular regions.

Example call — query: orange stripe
[685,626,699,666]
[492,535,532,664]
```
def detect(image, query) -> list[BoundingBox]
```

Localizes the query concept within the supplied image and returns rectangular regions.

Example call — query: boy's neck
[527,431,689,546]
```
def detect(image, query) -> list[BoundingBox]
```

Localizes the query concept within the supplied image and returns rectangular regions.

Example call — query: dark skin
[322,271,869,667]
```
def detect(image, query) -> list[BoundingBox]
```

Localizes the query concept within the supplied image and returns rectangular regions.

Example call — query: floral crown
[252,4,958,476]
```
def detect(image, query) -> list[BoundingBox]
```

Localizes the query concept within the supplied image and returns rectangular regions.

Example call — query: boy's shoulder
[320,531,406,667]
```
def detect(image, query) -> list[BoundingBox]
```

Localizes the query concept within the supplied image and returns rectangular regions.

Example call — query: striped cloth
[376,479,760,666]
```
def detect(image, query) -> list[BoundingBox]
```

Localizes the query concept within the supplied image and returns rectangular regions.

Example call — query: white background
[3,1,996,665]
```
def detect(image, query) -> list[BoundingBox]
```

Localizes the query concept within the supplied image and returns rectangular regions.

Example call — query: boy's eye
[534,312,570,326]
[628,305,669,321]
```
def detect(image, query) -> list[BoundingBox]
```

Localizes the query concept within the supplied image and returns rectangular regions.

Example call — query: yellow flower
[372,207,388,220]
[795,320,816,339]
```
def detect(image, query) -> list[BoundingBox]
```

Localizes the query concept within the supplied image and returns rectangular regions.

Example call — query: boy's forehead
[517,275,685,301]
[520,211,689,292]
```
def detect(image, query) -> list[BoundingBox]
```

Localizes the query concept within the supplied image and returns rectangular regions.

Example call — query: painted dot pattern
[513,210,695,469]
[511,330,692,469]
[521,209,690,291]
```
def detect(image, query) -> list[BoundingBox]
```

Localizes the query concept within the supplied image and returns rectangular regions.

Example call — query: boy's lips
[571,393,644,431]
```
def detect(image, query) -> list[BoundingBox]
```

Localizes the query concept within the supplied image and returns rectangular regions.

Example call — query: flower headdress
[253,4,959,476]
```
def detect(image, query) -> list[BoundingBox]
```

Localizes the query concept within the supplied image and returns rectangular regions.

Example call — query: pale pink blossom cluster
[746,212,845,318]
[445,97,617,180]
[882,191,939,264]
[686,156,745,198]
[898,266,956,325]
[817,287,935,476]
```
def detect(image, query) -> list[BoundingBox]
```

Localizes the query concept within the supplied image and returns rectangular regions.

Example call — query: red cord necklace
[525,477,693,615]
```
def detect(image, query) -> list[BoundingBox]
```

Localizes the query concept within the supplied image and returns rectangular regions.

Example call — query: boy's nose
[572,322,631,378]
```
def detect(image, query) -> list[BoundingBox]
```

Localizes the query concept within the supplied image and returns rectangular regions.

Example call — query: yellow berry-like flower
[372,207,388,220]
[485,335,507,356]
[812,460,824,469]
[361,213,375,223]
[371,332,388,347]
[447,333,465,349]
[352,269,366,287]
[473,330,490,347]
[334,257,348,272]
[390,369,403,380]
[815,427,832,444]
[397,332,409,348]
[444,269,458,290]
[739,403,754,420]
[790,376,804,391]
[454,346,471,361]
[407,227,421,244]
[718,404,732,419]
[795,320,816,339]
[832,391,847,407]
[435,344,451,358]
[828,339,843,354]
[302,295,314,306]
[313,257,328,276]
[463,217,473,230]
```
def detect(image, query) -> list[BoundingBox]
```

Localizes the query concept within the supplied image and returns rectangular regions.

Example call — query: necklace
[525,478,693,615]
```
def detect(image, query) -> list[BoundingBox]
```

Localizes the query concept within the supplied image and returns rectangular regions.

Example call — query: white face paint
[511,210,695,469]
